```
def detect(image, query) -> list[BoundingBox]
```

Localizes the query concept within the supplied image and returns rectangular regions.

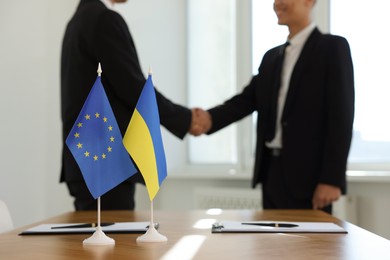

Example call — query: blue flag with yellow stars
[66,75,137,199]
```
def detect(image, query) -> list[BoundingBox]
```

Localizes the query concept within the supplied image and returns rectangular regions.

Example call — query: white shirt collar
[100,0,114,10]
[288,23,316,47]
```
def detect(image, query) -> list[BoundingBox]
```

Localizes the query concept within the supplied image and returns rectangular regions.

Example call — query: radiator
[194,187,358,223]
[194,187,262,210]
[333,195,358,224]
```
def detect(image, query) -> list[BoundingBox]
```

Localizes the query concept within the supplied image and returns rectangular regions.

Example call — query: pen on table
[51,222,115,229]
[241,222,298,228]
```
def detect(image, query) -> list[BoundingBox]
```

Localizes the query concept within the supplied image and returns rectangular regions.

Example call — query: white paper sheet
[19,222,156,235]
[212,221,347,233]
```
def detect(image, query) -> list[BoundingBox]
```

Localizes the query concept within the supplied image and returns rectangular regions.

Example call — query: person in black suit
[61,0,206,210]
[197,0,354,213]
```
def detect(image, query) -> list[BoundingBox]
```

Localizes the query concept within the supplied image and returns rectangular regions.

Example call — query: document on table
[19,222,157,235]
[212,221,347,233]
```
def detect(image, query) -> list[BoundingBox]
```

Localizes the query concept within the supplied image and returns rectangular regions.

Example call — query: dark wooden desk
[1,210,389,259]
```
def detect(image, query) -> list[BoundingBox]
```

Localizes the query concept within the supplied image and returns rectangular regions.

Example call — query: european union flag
[66,75,137,199]
[123,74,167,201]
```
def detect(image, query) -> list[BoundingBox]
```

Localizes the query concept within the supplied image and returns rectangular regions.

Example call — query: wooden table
[1,210,389,259]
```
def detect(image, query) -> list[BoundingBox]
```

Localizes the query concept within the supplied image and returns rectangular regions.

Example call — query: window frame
[176,0,390,179]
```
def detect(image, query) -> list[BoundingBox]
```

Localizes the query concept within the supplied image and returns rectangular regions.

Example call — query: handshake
[189,108,212,136]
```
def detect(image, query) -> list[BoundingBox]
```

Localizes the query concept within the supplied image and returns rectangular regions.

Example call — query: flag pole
[82,197,115,245]
[97,196,101,227]
[83,197,115,246]
[151,199,153,226]
[125,66,167,242]
[136,199,167,243]
[82,63,115,246]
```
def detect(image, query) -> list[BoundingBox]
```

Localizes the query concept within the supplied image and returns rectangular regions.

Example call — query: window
[187,0,390,173]
[187,0,238,165]
[330,0,390,169]
[252,0,287,74]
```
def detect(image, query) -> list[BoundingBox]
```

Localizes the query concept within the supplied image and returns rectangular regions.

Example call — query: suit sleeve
[207,76,258,134]
[155,88,191,139]
[94,11,191,139]
[320,37,354,192]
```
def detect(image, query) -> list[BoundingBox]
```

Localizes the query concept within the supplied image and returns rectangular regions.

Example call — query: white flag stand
[83,197,115,245]
[136,200,167,243]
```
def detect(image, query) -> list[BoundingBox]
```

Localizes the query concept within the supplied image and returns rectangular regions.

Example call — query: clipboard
[211,221,347,233]
[19,222,158,235]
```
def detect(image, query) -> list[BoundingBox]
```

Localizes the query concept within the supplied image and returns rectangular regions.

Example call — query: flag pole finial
[97,63,102,77]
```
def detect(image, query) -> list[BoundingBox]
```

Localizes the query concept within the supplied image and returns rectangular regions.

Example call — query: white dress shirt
[266,23,316,149]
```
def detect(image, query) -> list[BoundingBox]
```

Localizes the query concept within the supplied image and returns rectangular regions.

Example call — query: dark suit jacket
[208,28,354,200]
[60,0,191,182]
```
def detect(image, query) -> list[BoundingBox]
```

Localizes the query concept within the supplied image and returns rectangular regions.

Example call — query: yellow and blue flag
[123,74,167,201]
[66,75,137,199]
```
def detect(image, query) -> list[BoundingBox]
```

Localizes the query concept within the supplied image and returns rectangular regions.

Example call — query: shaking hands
[189,108,212,136]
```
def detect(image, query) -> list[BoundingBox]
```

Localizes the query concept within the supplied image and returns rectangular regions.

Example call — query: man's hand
[189,108,212,136]
[312,183,341,210]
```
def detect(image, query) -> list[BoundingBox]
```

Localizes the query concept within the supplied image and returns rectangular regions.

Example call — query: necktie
[265,42,289,142]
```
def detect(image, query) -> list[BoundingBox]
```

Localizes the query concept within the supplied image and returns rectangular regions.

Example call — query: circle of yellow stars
[72,112,115,162]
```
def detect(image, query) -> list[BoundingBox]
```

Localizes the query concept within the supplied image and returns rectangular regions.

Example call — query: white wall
[0,0,76,227]
[0,0,188,227]
[1,0,390,241]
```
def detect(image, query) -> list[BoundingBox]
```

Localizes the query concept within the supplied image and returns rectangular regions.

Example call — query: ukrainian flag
[123,74,167,201]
